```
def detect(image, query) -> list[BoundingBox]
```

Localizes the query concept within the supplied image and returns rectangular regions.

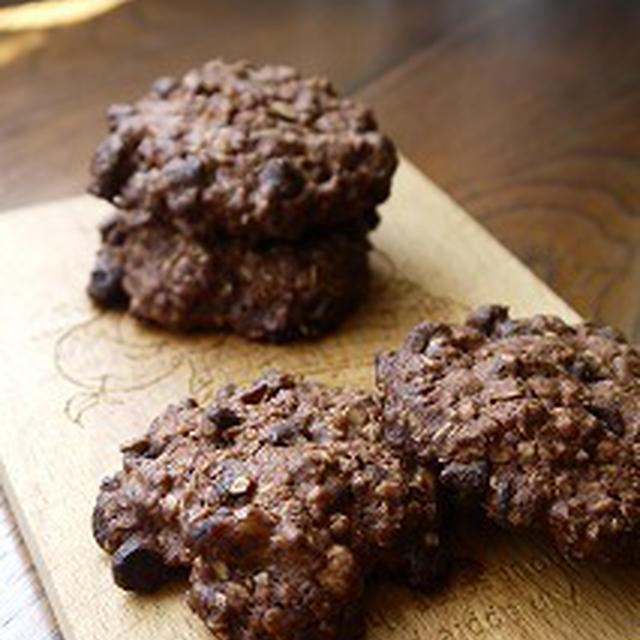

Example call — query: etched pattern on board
[52,250,468,429]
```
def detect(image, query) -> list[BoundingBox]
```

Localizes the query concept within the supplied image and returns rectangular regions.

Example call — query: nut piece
[228,475,253,496]
[111,536,173,593]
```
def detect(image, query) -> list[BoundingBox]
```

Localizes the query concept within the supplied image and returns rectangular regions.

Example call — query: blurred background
[0,2,639,639]
[1,0,639,339]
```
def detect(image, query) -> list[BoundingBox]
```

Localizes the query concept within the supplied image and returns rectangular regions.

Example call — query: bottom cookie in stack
[87,212,373,341]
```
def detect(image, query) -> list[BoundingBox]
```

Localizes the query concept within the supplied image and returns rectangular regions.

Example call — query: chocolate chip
[188,508,234,547]
[381,419,409,451]
[120,435,150,457]
[239,381,269,404]
[259,159,304,198]
[206,406,242,429]
[569,357,605,382]
[440,461,489,504]
[164,155,203,186]
[87,258,127,307]
[401,536,447,591]
[466,305,509,336]
[260,420,300,446]
[179,397,198,409]
[111,536,173,593]
[585,405,624,436]
[362,209,380,231]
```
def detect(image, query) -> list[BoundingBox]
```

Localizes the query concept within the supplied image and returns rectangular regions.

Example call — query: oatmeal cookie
[93,373,442,639]
[376,305,640,562]
[89,59,396,242]
[87,213,371,341]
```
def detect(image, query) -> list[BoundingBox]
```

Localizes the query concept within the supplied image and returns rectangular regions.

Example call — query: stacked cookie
[87,59,397,341]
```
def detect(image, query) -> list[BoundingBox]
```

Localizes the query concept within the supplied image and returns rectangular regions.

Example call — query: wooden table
[1,1,638,638]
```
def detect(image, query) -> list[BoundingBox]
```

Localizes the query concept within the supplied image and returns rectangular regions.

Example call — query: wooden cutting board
[0,159,638,640]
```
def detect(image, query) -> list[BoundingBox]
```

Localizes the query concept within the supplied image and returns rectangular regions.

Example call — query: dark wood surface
[1,1,638,638]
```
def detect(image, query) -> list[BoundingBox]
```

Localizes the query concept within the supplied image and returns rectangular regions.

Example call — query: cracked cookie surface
[93,372,442,640]
[376,305,640,562]
[88,213,371,341]
[89,59,397,243]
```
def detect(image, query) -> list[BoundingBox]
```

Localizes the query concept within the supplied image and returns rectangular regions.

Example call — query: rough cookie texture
[93,373,442,640]
[376,305,640,562]
[89,59,397,242]
[92,398,204,572]
[88,213,371,341]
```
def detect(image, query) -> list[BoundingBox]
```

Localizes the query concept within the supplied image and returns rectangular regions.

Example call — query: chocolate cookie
[93,373,442,640]
[376,305,640,562]
[89,59,397,242]
[92,397,204,578]
[88,213,371,341]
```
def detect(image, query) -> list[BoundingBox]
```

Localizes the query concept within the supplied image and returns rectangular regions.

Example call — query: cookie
[376,305,640,562]
[92,397,204,577]
[89,59,397,242]
[93,373,442,640]
[87,213,371,341]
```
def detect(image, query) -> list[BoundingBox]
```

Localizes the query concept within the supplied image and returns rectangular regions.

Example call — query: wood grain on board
[0,159,638,640]
[0,489,58,640]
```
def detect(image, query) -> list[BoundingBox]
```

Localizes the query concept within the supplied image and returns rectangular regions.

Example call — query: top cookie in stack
[86,60,397,341]
[90,60,396,243]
